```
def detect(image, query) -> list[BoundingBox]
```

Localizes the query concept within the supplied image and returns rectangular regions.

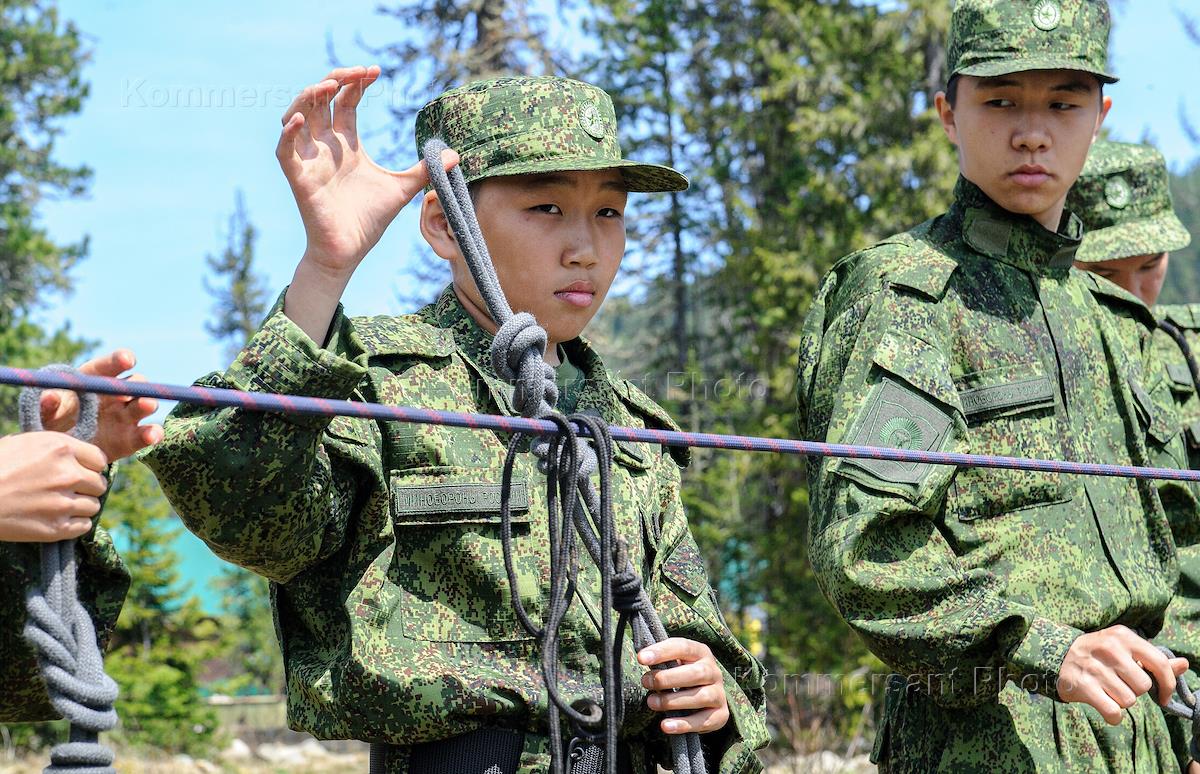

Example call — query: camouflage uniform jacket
[142,286,768,774]
[0,509,130,721]
[796,177,1180,773]
[1149,303,1200,769]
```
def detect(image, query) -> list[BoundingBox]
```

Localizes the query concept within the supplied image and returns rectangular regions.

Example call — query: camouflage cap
[948,0,1117,84]
[414,76,687,192]
[1068,140,1192,262]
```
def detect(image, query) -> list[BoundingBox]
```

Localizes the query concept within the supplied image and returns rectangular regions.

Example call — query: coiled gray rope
[18,365,118,774]
[424,139,706,774]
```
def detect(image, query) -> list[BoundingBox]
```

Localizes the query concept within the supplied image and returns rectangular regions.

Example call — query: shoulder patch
[841,377,954,489]
[350,314,456,359]
[616,379,690,468]
[1082,272,1156,329]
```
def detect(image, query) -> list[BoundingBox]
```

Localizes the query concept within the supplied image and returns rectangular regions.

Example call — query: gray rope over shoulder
[18,364,119,774]
[423,138,708,774]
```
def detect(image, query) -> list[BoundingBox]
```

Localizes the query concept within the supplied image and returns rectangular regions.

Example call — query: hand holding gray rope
[19,365,118,774]
[423,138,707,774]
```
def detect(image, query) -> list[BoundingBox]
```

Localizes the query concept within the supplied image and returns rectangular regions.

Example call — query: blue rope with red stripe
[2,364,1200,483]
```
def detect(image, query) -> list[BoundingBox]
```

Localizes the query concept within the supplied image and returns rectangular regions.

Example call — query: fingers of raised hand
[332,65,380,139]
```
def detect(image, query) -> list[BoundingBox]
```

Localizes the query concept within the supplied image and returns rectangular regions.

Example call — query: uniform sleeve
[0,485,130,722]
[140,293,381,584]
[802,286,1081,707]
[648,458,769,774]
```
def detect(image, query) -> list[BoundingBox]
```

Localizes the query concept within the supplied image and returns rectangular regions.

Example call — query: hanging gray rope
[18,364,118,774]
[423,139,707,774]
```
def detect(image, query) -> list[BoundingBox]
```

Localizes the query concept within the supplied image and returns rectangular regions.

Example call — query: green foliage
[1160,159,1200,305]
[102,462,217,755]
[204,190,270,364]
[0,0,91,324]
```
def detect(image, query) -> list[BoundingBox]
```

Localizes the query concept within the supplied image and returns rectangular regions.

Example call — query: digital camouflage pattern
[0,499,130,721]
[796,177,1180,773]
[1148,304,1200,769]
[947,0,1117,83]
[414,75,688,193]
[142,287,768,774]
[1068,140,1192,263]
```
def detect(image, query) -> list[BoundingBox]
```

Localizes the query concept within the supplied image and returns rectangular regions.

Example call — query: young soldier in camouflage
[1,349,161,720]
[1069,139,1200,771]
[797,1,1192,771]
[142,71,767,773]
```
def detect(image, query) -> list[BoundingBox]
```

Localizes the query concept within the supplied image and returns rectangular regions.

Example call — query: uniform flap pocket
[1188,422,1200,450]
[391,468,531,526]
[870,329,961,413]
[955,363,1055,421]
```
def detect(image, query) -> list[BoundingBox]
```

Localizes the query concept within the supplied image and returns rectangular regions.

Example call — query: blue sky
[31,0,1200,609]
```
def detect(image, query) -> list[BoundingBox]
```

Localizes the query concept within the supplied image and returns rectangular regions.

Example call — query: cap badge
[1032,1,1061,31]
[1105,176,1132,209]
[578,100,607,141]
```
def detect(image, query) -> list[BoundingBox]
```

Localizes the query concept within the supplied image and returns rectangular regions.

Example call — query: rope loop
[18,365,117,774]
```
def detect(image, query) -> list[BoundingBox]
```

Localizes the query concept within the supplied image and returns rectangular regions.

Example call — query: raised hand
[276,65,457,344]
[277,65,458,277]
[39,349,162,462]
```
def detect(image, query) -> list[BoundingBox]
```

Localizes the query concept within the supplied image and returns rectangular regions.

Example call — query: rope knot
[491,312,557,417]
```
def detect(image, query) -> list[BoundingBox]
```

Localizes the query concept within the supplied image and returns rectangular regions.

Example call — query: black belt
[370,727,633,774]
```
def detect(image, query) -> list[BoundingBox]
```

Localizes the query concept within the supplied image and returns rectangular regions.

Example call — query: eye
[986,98,1015,108]
[1050,101,1078,111]
[531,204,562,215]
[598,207,623,219]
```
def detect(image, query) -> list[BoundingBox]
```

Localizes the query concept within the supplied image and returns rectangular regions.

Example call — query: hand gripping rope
[17,365,119,774]
[421,137,705,774]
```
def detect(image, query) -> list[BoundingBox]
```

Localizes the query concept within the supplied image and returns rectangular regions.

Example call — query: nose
[1012,112,1052,155]
[562,219,599,269]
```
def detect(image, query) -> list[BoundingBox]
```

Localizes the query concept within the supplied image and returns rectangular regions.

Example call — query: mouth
[1008,164,1053,188]
[554,280,596,309]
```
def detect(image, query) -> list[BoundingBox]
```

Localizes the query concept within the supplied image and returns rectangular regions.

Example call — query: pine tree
[0,0,93,429]
[101,462,217,755]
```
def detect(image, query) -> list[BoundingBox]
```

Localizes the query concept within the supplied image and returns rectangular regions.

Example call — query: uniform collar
[951,176,1082,276]
[423,285,634,425]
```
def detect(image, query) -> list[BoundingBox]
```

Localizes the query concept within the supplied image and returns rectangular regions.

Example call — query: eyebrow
[519,173,629,192]
[974,76,1095,94]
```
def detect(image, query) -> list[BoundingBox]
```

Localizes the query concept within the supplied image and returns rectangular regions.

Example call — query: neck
[451,284,562,366]
[1032,197,1067,233]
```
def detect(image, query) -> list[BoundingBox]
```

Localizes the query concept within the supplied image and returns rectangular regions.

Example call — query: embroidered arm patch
[842,377,954,487]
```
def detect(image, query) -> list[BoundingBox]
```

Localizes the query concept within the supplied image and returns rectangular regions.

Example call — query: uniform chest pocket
[388,466,537,643]
[950,363,1072,522]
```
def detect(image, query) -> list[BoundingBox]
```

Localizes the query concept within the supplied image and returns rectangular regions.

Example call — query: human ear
[419,190,463,263]
[1093,95,1114,140]
[935,91,959,146]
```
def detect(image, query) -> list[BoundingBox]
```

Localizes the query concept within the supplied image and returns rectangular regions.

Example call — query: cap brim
[1075,212,1193,263]
[468,156,689,193]
[957,57,1118,85]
